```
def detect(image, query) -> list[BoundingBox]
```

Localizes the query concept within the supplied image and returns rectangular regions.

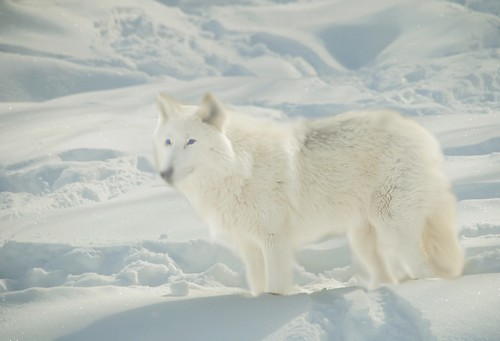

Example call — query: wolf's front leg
[239,240,266,295]
[262,236,293,295]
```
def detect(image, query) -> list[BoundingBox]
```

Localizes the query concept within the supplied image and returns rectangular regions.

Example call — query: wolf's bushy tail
[422,191,464,278]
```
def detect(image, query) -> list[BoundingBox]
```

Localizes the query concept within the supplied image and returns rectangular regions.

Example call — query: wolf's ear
[157,93,182,122]
[198,93,226,131]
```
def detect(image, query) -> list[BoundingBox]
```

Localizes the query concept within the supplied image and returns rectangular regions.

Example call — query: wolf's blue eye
[187,138,196,146]
[165,138,172,146]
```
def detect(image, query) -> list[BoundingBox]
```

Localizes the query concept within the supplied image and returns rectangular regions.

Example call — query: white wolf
[153,93,464,295]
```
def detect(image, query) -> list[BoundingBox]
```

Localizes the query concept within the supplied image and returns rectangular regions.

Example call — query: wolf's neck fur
[178,140,252,220]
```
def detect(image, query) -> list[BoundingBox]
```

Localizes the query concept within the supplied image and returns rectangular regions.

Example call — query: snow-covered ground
[1,0,500,340]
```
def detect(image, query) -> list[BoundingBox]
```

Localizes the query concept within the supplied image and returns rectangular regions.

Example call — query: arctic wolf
[153,93,464,295]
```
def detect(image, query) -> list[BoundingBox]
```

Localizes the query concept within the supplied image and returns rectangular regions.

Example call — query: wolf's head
[153,93,235,189]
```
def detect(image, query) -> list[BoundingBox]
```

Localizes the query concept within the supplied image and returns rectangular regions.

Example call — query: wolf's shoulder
[226,110,291,141]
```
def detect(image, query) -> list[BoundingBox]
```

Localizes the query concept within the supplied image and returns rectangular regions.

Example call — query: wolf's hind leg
[348,222,397,289]
[375,219,433,282]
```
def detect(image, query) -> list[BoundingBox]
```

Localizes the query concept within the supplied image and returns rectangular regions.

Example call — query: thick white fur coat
[153,93,464,295]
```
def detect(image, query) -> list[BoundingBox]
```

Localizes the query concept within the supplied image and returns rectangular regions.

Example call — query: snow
[1,0,499,340]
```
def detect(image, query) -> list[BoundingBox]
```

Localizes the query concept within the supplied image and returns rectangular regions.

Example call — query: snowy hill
[1,0,500,340]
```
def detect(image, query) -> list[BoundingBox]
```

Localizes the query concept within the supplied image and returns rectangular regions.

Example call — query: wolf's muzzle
[160,167,174,184]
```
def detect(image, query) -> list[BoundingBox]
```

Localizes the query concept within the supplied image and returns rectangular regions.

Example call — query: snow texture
[1,0,499,340]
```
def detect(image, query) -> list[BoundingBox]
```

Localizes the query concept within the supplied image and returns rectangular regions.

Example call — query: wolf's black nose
[160,167,174,183]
